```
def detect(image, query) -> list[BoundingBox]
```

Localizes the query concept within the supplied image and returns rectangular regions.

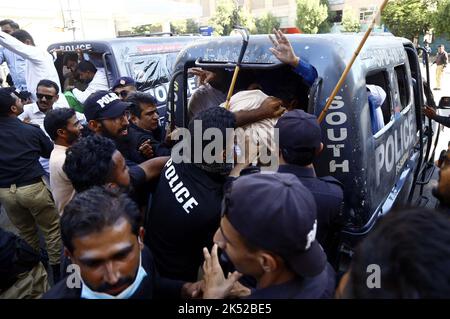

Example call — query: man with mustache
[19,79,85,176]
[83,90,167,207]
[43,186,201,299]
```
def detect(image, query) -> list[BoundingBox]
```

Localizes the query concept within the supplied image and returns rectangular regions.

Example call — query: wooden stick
[317,0,389,123]
[225,65,241,110]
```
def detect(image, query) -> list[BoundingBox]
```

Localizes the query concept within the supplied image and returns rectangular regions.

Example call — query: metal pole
[224,27,249,110]
[317,0,389,123]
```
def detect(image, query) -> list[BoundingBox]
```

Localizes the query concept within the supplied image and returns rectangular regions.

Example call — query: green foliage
[255,13,281,34]
[296,0,328,34]
[381,0,437,40]
[170,19,200,35]
[341,8,361,32]
[318,0,335,33]
[209,0,255,36]
[432,0,450,38]
[132,23,162,34]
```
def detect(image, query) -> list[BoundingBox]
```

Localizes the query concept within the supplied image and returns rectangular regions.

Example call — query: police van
[47,35,201,123]
[167,33,441,269]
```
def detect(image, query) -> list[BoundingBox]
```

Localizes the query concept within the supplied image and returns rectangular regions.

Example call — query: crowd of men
[1,19,450,299]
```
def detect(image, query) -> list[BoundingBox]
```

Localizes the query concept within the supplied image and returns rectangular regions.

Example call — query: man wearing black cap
[203,173,336,299]
[112,76,137,101]
[83,90,168,203]
[275,109,344,256]
[0,87,62,281]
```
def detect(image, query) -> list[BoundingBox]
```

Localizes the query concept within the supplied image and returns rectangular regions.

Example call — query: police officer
[275,109,344,256]
[144,107,236,282]
[203,173,336,299]
[112,76,137,101]
[0,87,62,282]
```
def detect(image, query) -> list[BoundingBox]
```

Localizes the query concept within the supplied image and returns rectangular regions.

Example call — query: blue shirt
[0,47,27,91]
[293,59,319,87]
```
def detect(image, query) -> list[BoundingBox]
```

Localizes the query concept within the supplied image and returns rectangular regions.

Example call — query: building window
[273,0,289,6]
[278,16,289,27]
[331,10,343,23]
[252,0,265,10]
[359,7,376,22]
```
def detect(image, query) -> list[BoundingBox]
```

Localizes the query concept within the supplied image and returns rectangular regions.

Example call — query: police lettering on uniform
[144,107,236,282]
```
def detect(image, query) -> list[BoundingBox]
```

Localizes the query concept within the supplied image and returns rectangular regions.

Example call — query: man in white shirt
[19,79,84,175]
[43,108,82,215]
[0,29,69,108]
[71,60,109,104]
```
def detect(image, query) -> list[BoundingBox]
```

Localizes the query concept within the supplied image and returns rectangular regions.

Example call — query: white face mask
[81,252,147,299]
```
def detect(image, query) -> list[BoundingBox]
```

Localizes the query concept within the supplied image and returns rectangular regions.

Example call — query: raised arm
[269,29,318,86]
[0,31,44,64]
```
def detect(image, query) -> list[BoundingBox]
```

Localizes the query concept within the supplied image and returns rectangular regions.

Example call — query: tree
[209,0,255,36]
[186,19,200,34]
[381,0,437,40]
[132,23,162,34]
[255,13,281,34]
[296,0,328,34]
[432,0,450,38]
[341,8,361,32]
[170,21,187,35]
[318,0,335,33]
[170,19,200,35]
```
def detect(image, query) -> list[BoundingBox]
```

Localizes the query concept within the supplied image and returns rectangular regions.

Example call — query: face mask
[80,252,147,299]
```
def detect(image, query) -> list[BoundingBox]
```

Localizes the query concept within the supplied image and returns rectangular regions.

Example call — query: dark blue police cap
[111,76,136,91]
[84,90,129,122]
[275,109,321,151]
[224,172,327,277]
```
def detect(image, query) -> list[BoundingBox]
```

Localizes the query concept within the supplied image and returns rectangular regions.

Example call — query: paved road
[415,63,450,208]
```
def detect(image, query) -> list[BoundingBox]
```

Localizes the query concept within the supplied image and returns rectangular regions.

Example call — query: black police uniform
[42,246,184,299]
[246,263,336,299]
[144,159,226,282]
[0,117,53,187]
[278,164,343,251]
[116,123,170,164]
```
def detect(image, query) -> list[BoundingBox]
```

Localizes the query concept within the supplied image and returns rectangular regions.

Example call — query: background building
[197,0,385,33]
[1,0,202,46]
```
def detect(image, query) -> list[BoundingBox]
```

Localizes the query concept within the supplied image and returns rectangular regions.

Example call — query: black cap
[275,109,321,151]
[225,172,327,277]
[84,90,130,121]
[0,87,18,113]
[111,76,135,91]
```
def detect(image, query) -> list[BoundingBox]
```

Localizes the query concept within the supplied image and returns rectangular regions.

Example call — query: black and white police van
[47,35,201,123]
[166,33,444,269]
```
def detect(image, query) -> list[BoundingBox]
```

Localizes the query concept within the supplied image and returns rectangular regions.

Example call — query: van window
[126,52,177,91]
[366,70,392,125]
[394,64,410,109]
